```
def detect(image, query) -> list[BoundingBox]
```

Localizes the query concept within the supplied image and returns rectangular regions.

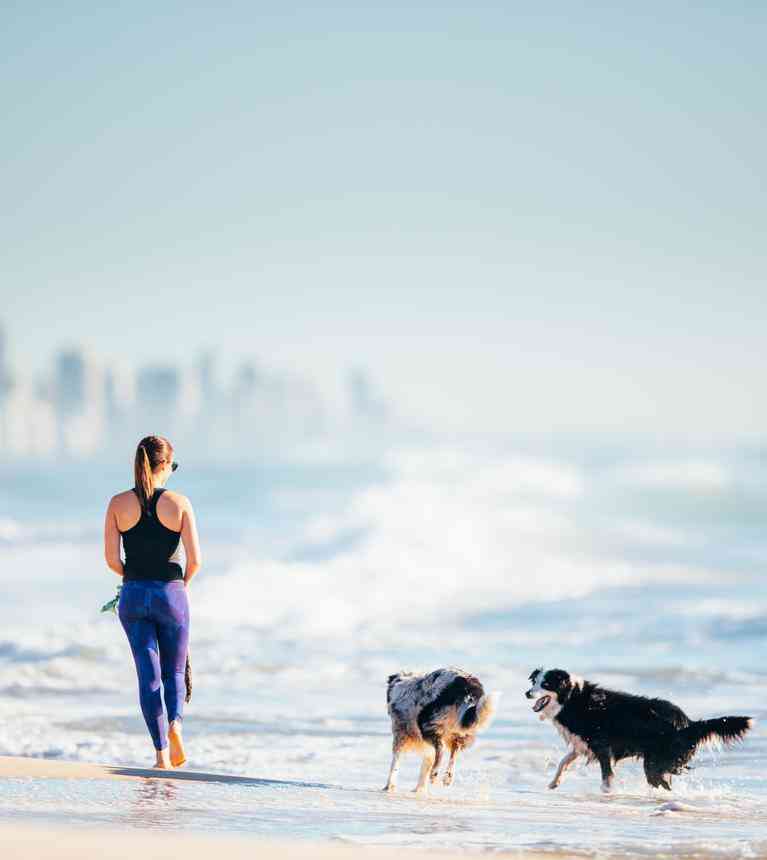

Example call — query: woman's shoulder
[159,489,192,510]
[109,489,138,508]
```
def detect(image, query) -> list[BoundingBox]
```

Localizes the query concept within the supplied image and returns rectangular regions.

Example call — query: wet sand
[0,756,556,860]
[0,754,312,786]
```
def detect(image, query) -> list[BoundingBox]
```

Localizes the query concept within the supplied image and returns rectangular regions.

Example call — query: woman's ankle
[154,747,172,768]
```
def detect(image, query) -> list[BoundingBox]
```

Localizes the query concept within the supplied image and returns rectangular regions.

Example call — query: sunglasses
[171,461,179,472]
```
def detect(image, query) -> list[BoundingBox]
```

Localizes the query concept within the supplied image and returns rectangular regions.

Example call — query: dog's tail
[461,691,500,731]
[644,716,752,788]
[679,716,752,752]
[664,716,753,774]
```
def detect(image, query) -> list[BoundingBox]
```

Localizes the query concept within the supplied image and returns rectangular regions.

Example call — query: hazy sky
[2,2,764,435]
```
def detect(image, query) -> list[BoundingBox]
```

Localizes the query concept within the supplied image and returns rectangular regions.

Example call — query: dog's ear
[528,667,543,683]
[386,674,401,703]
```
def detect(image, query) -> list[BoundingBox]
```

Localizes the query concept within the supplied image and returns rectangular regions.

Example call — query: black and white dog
[526,668,752,793]
[384,668,498,794]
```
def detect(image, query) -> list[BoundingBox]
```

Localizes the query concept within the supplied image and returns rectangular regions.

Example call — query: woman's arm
[104,498,124,577]
[180,499,202,585]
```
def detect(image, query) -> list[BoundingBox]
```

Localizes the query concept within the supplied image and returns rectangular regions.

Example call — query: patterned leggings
[118,579,189,750]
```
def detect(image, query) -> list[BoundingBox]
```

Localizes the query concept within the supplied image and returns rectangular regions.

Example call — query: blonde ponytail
[133,436,173,513]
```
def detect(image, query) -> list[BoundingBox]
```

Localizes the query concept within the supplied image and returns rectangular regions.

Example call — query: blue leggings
[118,579,189,751]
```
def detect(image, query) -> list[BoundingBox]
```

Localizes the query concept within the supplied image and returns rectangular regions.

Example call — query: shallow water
[0,441,765,856]
[2,764,766,858]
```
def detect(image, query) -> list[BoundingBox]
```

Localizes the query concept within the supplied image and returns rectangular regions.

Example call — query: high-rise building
[136,365,181,426]
[230,359,260,445]
[348,368,388,421]
[197,352,220,410]
[135,364,201,448]
[54,347,105,456]
[0,324,12,400]
[105,364,135,419]
[229,359,326,454]
[103,362,137,455]
[0,377,57,459]
[0,326,57,460]
[136,365,181,416]
[0,324,9,455]
[56,350,87,417]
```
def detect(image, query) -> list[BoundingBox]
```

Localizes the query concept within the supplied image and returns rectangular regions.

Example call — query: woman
[104,435,202,769]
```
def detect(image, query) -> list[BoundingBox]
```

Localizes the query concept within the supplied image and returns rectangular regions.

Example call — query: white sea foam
[191,449,702,637]
[1,448,748,620]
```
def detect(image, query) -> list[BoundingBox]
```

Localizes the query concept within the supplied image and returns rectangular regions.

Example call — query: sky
[1,2,765,436]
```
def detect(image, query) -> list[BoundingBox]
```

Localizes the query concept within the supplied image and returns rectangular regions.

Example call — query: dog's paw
[412,786,429,797]
[600,781,613,794]
[429,770,439,784]
[548,780,560,790]
[442,772,453,787]
[382,784,396,794]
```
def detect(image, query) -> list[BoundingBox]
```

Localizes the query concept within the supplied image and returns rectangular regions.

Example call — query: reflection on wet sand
[125,779,179,829]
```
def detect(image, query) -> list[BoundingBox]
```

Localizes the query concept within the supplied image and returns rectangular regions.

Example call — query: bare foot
[168,721,186,768]
[154,749,172,769]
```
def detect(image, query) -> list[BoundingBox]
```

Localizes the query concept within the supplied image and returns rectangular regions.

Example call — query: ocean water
[0,441,765,857]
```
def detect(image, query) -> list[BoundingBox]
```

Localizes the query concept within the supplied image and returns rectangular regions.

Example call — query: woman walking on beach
[103,436,202,769]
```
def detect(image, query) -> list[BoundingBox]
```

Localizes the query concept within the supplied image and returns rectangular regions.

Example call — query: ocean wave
[708,615,767,641]
[186,448,731,638]
[0,640,109,664]
[0,446,759,701]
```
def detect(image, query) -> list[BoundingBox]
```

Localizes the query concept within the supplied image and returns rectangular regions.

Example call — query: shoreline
[0,755,557,860]
[2,754,761,860]
[0,754,325,787]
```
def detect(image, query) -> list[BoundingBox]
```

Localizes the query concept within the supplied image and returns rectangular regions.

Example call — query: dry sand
[1,826,544,860]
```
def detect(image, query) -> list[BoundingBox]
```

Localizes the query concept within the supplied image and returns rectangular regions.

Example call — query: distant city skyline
[2,3,765,438]
[0,320,393,461]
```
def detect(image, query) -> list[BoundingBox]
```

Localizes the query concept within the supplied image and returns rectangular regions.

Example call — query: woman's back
[118,488,184,582]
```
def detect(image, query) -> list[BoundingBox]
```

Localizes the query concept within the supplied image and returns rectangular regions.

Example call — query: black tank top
[121,488,183,582]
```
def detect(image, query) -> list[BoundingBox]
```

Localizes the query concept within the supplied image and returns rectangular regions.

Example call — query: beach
[4,0,765,853]
[0,759,524,860]
[2,828,553,860]
[1,446,766,857]
[2,755,551,860]
[0,827,474,860]
[2,748,766,860]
